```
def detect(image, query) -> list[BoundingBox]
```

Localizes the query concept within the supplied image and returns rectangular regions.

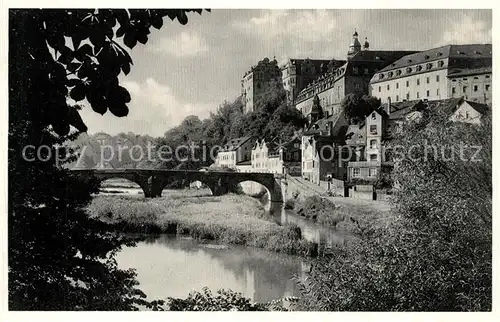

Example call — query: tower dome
[348,29,362,57]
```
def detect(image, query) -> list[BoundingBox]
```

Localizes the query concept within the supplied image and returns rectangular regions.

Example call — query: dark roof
[462,100,489,115]
[303,113,348,139]
[447,66,492,77]
[425,97,464,115]
[220,136,253,152]
[349,50,420,63]
[378,44,492,73]
[380,100,426,120]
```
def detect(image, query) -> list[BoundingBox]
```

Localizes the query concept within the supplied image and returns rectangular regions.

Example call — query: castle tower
[347,29,362,59]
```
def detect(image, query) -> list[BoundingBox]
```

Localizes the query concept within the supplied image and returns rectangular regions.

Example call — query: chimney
[387,96,391,115]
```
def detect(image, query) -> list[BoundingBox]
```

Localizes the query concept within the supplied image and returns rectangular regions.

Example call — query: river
[100,179,348,304]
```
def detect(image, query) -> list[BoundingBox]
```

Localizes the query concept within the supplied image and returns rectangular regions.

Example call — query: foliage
[146,287,293,311]
[340,93,381,123]
[88,194,316,257]
[9,8,208,310]
[153,76,305,171]
[297,109,492,311]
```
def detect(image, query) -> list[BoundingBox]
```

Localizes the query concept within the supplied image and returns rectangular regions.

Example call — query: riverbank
[289,195,392,235]
[87,189,317,257]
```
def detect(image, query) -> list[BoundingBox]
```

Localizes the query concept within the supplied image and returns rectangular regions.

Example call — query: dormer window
[407,59,413,63]
[436,52,443,56]
[425,55,430,59]
[379,73,385,80]
[406,67,413,73]
[388,71,394,77]
[438,60,444,67]
[416,65,423,72]
[396,70,402,76]
[426,63,433,70]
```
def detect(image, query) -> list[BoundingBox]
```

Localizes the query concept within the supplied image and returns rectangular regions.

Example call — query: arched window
[416,65,423,72]
[406,67,413,74]
[438,60,444,67]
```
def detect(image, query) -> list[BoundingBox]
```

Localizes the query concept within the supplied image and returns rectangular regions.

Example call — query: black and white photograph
[1,3,496,317]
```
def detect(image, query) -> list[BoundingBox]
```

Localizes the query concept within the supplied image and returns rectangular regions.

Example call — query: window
[437,88,440,96]
[387,84,390,90]
[353,168,360,178]
[370,154,377,161]
[406,93,410,100]
[416,92,420,98]
[486,84,490,91]
[387,97,391,102]
[452,87,456,94]
[438,60,444,67]
[486,75,490,79]
[370,125,377,135]
[396,82,399,89]
[396,95,399,101]
[436,75,440,82]
[417,78,420,86]
[463,86,467,93]
[474,85,478,92]
[379,73,384,80]
[370,139,377,149]
[406,80,410,87]
[378,86,381,93]
[426,90,430,97]
[369,168,378,177]
[371,112,376,120]
[406,67,412,73]
[426,77,430,84]
[416,65,423,71]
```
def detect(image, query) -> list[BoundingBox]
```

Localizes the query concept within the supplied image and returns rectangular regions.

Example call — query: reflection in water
[265,200,351,251]
[115,236,306,303]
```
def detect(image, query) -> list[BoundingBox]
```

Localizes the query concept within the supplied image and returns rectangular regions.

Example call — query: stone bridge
[70,169,285,202]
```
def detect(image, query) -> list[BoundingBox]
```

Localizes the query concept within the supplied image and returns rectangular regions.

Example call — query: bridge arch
[70,169,285,202]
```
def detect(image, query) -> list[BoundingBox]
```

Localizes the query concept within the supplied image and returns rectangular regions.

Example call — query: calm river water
[101,179,348,303]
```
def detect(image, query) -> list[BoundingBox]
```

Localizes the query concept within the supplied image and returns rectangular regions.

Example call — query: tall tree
[9,9,208,310]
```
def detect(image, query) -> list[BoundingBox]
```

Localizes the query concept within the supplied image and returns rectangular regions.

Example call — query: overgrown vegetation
[147,287,296,311]
[8,8,209,310]
[87,192,316,257]
[297,108,492,311]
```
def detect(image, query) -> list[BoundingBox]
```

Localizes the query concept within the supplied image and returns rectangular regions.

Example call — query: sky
[78,9,492,137]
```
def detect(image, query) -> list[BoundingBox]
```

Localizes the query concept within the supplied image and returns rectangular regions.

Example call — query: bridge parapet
[69,169,284,202]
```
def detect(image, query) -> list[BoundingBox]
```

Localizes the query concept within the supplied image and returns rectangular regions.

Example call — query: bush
[298,109,492,311]
[147,287,294,311]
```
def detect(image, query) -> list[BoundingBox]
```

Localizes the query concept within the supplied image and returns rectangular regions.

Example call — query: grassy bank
[291,195,391,234]
[87,190,316,257]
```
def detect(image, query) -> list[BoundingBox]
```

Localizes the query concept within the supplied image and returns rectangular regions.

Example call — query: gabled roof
[303,113,348,139]
[380,100,426,120]
[220,136,253,152]
[462,100,489,115]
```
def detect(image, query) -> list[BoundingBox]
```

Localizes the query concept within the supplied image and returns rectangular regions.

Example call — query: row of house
[232,31,491,199]
[214,136,302,175]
